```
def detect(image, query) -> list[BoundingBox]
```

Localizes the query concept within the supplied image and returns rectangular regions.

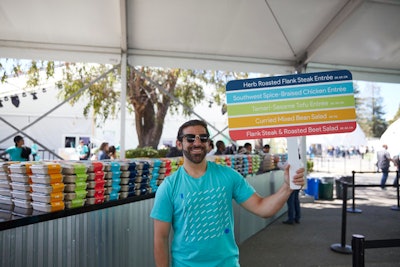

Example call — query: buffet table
[0,168,286,267]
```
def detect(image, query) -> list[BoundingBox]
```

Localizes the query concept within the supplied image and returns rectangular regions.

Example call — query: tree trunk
[128,67,177,149]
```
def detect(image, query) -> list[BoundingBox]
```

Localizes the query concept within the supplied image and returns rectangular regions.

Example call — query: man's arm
[153,219,171,267]
[241,164,305,218]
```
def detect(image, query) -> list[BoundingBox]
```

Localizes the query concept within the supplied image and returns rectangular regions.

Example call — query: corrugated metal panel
[0,172,286,267]
[0,198,155,267]
[234,171,287,244]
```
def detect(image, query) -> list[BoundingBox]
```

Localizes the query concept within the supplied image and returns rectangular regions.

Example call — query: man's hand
[284,164,305,189]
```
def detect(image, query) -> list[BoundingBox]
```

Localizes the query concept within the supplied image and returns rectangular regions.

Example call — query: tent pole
[120,54,127,159]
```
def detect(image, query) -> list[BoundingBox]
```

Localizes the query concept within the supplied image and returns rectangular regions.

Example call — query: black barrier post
[391,170,400,211]
[352,234,365,267]
[347,171,362,213]
[331,182,352,254]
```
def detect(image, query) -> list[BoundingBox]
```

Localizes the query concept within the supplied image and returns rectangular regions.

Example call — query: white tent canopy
[1,0,400,83]
[380,118,400,156]
[307,123,367,148]
[307,124,368,147]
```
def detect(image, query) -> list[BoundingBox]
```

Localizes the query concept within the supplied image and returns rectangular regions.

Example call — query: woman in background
[98,142,110,160]
[108,145,117,160]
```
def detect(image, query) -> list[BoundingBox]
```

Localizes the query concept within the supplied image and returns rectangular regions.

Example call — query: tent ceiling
[1,0,399,83]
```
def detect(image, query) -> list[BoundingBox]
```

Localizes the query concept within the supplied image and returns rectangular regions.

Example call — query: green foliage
[157,148,169,158]
[57,63,119,125]
[355,82,388,137]
[0,58,253,148]
[125,147,171,158]
[307,160,314,173]
[125,147,159,158]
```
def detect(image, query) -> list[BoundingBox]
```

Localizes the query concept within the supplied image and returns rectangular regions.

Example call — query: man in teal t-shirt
[77,139,89,160]
[1,135,28,161]
[150,120,305,266]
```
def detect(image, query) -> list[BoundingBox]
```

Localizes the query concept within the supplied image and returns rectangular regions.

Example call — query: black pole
[352,234,365,267]
[347,171,362,213]
[391,170,400,211]
[331,181,352,254]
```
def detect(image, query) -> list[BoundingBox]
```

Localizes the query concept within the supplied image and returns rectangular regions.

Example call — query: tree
[1,59,247,149]
[355,82,387,137]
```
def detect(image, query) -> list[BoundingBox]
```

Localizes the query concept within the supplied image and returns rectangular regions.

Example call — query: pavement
[238,156,400,267]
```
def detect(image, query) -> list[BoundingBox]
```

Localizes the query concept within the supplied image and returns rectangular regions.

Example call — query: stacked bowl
[9,162,33,211]
[62,162,88,209]
[85,162,105,205]
[0,162,14,206]
[30,162,65,212]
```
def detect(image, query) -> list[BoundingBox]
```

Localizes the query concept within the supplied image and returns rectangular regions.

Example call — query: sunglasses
[181,134,210,143]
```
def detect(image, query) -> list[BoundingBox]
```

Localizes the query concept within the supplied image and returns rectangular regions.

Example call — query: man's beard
[182,145,207,164]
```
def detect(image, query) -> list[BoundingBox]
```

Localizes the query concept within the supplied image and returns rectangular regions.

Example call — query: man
[257,144,273,174]
[0,135,30,161]
[243,142,252,154]
[214,140,226,155]
[377,144,394,189]
[77,139,89,160]
[150,120,305,266]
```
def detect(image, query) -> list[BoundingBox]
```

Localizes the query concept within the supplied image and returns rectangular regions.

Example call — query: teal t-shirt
[150,161,255,267]
[5,147,26,161]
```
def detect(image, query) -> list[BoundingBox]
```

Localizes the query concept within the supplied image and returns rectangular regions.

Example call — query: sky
[356,81,400,121]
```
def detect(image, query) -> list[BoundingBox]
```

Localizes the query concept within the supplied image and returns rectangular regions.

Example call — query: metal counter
[0,170,286,267]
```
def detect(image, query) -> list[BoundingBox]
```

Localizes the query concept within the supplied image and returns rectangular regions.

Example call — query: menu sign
[226,70,356,140]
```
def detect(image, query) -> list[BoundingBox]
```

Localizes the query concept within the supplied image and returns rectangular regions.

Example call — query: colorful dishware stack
[108,161,121,200]
[163,159,172,178]
[85,161,105,205]
[251,154,261,174]
[149,159,162,192]
[118,161,136,199]
[102,162,112,201]
[9,162,33,210]
[133,160,151,196]
[156,160,168,187]
[0,162,14,206]
[30,162,65,213]
[62,162,88,209]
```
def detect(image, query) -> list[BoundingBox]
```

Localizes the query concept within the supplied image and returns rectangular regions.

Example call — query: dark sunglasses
[181,134,210,143]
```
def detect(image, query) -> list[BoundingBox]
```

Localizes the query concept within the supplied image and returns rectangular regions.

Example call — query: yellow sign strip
[228,108,356,128]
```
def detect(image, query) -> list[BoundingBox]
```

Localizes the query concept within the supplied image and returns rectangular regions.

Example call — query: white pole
[120,53,127,159]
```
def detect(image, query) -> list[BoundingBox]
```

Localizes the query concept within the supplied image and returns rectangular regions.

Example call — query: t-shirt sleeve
[231,169,256,204]
[150,179,174,223]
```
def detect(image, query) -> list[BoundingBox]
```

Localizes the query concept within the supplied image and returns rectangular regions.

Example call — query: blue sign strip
[226,70,352,91]
[226,81,353,104]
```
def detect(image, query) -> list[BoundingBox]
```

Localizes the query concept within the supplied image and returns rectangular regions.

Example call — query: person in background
[393,153,400,186]
[225,143,237,155]
[283,188,301,225]
[244,142,253,154]
[257,144,273,174]
[214,140,226,155]
[166,146,183,157]
[77,139,89,160]
[206,140,214,156]
[31,142,39,161]
[108,145,117,159]
[0,135,30,161]
[98,142,110,160]
[150,119,305,267]
[376,144,394,190]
